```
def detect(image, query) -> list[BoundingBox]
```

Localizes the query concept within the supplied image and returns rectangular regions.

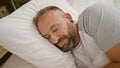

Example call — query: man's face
[37,10,76,52]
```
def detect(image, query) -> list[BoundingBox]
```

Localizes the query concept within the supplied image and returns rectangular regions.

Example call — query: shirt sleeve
[78,4,120,52]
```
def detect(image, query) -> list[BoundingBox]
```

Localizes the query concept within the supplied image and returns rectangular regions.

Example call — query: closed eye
[51,24,59,32]
[52,26,58,32]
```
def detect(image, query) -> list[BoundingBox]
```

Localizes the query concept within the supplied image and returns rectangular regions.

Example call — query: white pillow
[0,0,78,68]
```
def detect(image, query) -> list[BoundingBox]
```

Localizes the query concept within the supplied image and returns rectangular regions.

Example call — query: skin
[37,10,80,52]
[104,43,120,68]
[36,9,120,67]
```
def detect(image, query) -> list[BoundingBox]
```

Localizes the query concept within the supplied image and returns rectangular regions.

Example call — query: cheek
[57,26,69,36]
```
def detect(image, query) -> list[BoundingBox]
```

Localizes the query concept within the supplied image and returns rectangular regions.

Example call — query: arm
[103,43,120,68]
[106,43,120,62]
[104,62,120,68]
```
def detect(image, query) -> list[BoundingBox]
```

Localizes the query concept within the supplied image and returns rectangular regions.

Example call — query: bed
[1,0,120,68]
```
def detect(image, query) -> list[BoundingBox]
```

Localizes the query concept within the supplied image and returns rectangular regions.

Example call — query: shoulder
[85,3,110,11]
[79,3,111,16]
[77,3,106,33]
[78,3,107,19]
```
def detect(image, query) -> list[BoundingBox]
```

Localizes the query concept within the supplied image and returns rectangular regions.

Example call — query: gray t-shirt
[73,4,120,68]
[78,4,120,52]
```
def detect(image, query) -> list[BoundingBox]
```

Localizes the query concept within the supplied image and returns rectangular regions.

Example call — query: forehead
[37,10,61,35]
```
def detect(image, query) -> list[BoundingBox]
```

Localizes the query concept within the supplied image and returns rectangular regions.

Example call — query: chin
[61,43,71,52]
[61,48,71,52]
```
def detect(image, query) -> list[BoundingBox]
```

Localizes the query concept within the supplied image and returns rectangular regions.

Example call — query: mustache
[54,35,69,49]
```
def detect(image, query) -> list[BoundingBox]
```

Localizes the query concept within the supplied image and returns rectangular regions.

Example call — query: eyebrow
[42,24,59,37]
[50,24,59,30]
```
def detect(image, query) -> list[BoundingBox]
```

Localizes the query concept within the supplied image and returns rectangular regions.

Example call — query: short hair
[33,6,65,27]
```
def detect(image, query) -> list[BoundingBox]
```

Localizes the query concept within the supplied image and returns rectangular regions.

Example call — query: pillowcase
[0,0,78,68]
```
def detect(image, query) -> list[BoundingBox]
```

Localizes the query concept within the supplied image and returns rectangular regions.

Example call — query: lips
[58,39,67,48]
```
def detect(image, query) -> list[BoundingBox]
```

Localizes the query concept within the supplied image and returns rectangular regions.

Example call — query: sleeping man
[33,4,120,68]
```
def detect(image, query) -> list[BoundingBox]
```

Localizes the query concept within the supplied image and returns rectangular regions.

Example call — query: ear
[65,13,73,22]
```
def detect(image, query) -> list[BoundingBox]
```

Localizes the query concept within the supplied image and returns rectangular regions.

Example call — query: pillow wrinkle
[0,0,78,68]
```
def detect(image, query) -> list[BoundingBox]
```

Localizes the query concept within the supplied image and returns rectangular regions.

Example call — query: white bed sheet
[2,0,120,68]
[2,55,36,68]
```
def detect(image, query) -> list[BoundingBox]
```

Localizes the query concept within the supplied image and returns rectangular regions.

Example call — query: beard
[54,35,73,52]
[54,22,77,52]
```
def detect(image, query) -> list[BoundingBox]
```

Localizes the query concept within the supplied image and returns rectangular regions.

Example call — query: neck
[73,24,80,48]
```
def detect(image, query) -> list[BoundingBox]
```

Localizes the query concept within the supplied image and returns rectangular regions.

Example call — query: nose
[49,34,59,44]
